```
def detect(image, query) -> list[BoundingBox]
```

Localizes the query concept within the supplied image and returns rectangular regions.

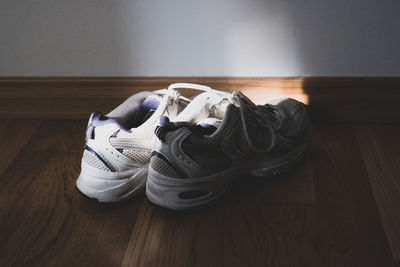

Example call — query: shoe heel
[76,162,147,202]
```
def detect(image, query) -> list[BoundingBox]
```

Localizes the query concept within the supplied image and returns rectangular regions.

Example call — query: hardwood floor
[354,125,400,260]
[0,120,399,266]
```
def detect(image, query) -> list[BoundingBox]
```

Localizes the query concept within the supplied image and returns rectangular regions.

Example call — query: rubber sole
[146,165,246,210]
[76,161,148,203]
[146,135,311,210]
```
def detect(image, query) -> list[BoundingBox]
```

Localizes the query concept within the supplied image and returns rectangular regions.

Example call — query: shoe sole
[146,132,312,210]
[76,161,148,203]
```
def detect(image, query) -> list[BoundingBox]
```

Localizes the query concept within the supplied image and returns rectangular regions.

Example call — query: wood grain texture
[1,119,399,266]
[1,77,400,122]
[257,157,316,204]
[0,120,144,266]
[122,201,317,267]
[354,125,400,260]
[311,125,395,266]
[122,159,316,267]
[0,119,41,175]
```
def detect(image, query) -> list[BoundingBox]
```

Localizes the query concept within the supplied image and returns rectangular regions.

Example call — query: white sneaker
[76,83,218,202]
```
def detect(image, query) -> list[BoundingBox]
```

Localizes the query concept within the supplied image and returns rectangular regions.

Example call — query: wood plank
[123,157,316,266]
[1,77,400,122]
[0,119,42,175]
[0,120,144,266]
[123,202,318,267]
[354,125,400,260]
[253,157,316,203]
[310,125,395,266]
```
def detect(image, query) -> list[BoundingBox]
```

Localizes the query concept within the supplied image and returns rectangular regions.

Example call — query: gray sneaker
[146,91,312,210]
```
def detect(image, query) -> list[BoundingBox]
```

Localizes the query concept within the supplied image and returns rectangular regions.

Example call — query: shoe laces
[154,84,279,154]
[231,92,278,154]
[153,83,229,105]
[167,83,225,95]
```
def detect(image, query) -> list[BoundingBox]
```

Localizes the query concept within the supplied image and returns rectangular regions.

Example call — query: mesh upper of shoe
[82,150,111,171]
[120,148,151,165]
[82,83,242,175]
[151,103,240,178]
[109,94,186,165]
[151,95,311,178]
[83,91,189,172]
[150,156,180,178]
[269,98,311,140]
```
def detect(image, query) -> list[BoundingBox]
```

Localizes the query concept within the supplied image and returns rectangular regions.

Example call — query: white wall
[1,0,400,77]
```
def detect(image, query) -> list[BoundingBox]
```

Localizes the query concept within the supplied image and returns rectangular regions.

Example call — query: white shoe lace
[159,83,278,154]
[167,83,225,94]
[153,83,229,103]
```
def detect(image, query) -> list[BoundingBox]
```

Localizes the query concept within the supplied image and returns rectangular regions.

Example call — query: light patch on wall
[223,5,301,76]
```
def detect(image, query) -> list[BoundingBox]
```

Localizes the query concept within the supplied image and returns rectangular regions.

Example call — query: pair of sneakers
[76,83,312,210]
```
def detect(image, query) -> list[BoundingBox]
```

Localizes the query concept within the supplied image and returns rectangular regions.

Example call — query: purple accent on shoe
[131,98,160,127]
[159,115,171,127]
[85,123,95,140]
[143,98,160,110]
[198,123,217,130]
